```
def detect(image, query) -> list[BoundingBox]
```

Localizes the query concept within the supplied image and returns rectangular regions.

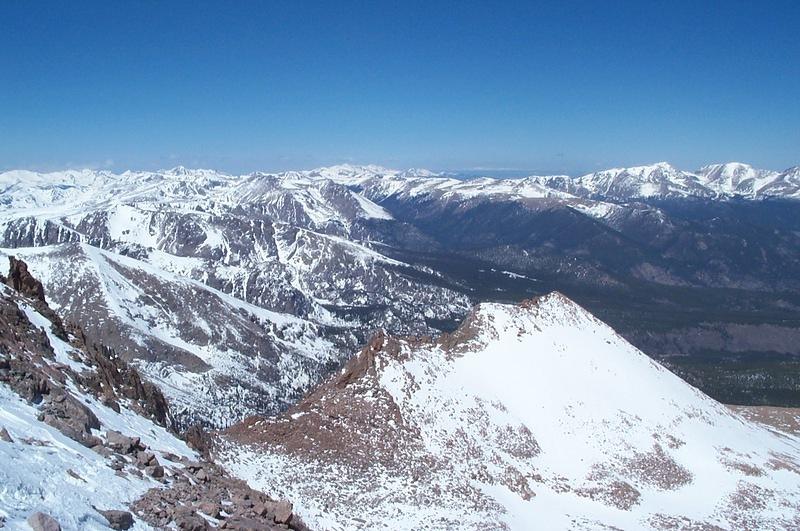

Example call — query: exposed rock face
[5,256,45,302]
[4,256,67,341]
[75,336,172,428]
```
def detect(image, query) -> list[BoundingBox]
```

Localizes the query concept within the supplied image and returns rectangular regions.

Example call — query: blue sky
[1,1,798,175]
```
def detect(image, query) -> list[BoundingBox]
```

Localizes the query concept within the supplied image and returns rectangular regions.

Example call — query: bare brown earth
[728,405,800,436]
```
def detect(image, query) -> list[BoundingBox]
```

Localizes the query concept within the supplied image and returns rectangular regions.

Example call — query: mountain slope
[0,273,195,528]
[0,258,313,530]
[0,167,470,427]
[2,163,800,429]
[0,243,342,429]
[220,293,800,530]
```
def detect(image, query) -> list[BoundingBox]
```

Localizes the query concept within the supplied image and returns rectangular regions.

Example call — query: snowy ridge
[220,293,800,530]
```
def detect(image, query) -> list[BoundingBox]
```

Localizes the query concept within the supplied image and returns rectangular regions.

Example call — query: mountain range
[1,161,800,528]
[2,162,800,428]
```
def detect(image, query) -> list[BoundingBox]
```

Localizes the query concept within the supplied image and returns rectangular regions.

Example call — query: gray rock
[96,509,134,530]
[273,500,292,524]
[136,451,156,467]
[146,464,164,478]
[91,444,113,458]
[0,427,12,443]
[27,512,61,531]
[105,430,137,454]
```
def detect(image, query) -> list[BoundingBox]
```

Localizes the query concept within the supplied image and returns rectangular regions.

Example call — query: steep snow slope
[0,385,195,530]
[220,293,800,530]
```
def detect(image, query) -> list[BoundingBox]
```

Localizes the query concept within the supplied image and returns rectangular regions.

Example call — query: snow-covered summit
[696,162,779,197]
[220,292,800,530]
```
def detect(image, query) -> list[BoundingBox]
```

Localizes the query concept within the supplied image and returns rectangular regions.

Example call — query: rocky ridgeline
[132,457,310,530]
[0,256,309,530]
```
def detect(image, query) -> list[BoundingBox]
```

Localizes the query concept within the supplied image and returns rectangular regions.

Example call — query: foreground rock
[95,509,134,530]
[132,456,310,530]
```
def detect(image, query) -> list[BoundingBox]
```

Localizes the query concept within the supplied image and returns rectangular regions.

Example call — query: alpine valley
[2,162,800,529]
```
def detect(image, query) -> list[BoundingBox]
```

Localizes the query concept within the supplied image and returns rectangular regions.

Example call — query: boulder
[91,444,113,458]
[146,464,165,478]
[174,512,209,530]
[0,427,12,443]
[136,451,156,467]
[220,517,267,530]
[273,500,293,524]
[106,430,138,454]
[39,391,101,447]
[252,502,270,517]
[96,509,134,530]
[27,512,61,531]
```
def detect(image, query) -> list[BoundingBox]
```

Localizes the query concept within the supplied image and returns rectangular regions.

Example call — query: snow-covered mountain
[219,293,800,530]
[317,161,800,202]
[0,166,470,427]
[532,162,712,200]
[697,162,779,198]
[2,162,800,431]
[0,257,309,530]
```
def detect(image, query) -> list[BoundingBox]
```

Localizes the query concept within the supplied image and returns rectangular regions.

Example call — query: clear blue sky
[1,1,798,174]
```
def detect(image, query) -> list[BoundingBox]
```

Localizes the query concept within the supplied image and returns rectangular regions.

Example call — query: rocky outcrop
[74,334,172,428]
[4,256,68,341]
[5,256,45,302]
[38,389,102,447]
[131,458,310,530]
[183,423,214,458]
